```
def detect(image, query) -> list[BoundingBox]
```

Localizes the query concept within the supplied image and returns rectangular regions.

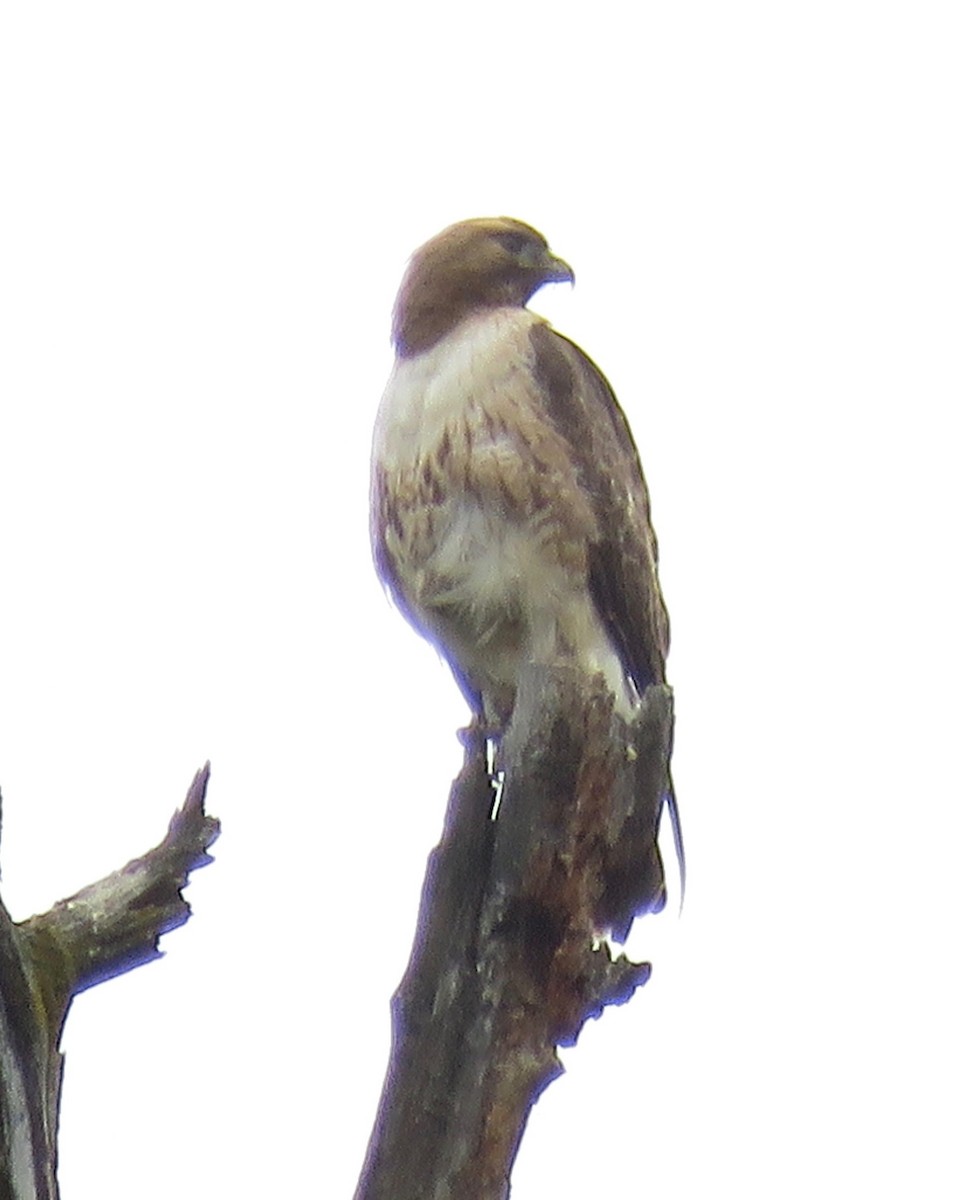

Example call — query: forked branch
[0,764,218,1200]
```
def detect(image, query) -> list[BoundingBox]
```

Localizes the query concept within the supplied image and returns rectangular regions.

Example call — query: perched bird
[371,217,670,731]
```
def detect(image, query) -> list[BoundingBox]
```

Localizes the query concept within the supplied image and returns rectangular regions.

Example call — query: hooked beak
[542,251,575,287]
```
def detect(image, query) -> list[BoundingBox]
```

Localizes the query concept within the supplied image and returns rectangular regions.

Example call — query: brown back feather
[528,324,669,695]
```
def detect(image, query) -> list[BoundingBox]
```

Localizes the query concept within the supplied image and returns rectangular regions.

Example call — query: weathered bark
[355,667,674,1200]
[0,764,218,1200]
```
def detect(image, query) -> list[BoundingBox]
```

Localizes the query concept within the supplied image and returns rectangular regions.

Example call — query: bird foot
[457,714,504,749]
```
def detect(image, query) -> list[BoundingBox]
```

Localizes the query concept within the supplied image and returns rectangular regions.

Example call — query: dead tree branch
[355,667,674,1200]
[0,764,218,1200]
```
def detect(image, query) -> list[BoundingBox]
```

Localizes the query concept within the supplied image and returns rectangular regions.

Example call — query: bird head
[392,217,573,357]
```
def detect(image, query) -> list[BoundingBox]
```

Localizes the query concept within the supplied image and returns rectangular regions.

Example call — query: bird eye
[495,231,531,257]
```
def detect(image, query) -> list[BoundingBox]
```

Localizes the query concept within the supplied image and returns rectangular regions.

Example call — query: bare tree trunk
[355,667,674,1200]
[0,765,218,1199]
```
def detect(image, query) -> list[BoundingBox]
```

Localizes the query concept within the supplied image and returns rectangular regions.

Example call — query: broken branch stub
[355,666,674,1200]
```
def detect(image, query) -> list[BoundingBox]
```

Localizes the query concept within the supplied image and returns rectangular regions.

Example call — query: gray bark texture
[0,764,218,1200]
[355,667,675,1200]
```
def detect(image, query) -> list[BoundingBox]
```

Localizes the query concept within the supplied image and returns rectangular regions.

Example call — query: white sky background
[0,3,963,1196]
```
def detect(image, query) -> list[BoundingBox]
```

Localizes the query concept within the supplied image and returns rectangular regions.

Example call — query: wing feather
[529,323,682,902]
[528,324,669,695]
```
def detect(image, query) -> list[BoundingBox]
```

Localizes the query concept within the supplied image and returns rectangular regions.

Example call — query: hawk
[371,217,680,886]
